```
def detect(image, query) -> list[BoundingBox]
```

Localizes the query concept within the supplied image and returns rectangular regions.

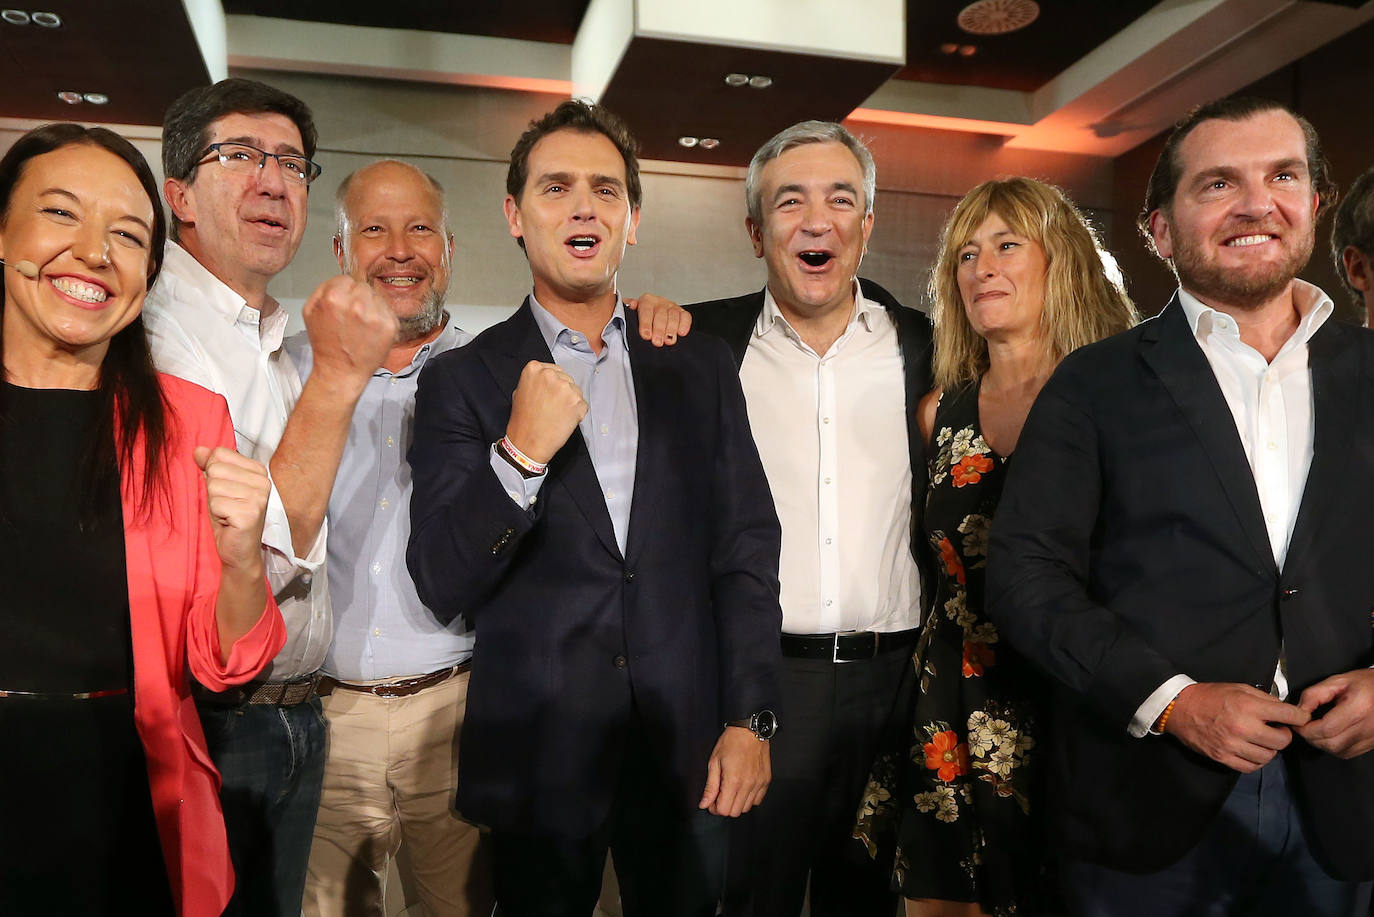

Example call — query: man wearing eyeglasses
[143,78,397,917]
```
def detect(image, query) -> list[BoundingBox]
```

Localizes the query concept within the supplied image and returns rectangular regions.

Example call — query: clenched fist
[194,446,271,575]
[302,275,399,392]
[505,361,588,464]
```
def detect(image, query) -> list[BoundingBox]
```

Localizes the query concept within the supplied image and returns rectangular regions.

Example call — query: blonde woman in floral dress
[855,177,1136,916]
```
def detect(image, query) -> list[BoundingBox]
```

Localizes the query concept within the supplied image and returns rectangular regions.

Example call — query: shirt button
[529,495,538,505]
[624,571,636,583]
[613,655,627,669]
[600,424,609,435]
[823,417,831,424]
[825,599,834,606]
[373,628,382,636]
[825,537,833,545]
[606,490,615,500]
[390,378,398,385]
[371,562,382,575]
[824,477,832,485]
[386,436,395,447]
[571,334,582,344]
[379,498,389,509]
[1266,441,1277,450]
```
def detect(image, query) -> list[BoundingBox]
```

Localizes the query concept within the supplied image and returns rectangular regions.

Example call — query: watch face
[754,709,778,739]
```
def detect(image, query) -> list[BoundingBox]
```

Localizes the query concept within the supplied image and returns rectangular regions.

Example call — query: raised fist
[505,361,588,464]
[302,275,399,389]
[194,446,271,574]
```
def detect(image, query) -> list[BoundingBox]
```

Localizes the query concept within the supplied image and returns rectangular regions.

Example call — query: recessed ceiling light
[678,136,699,148]
[957,0,1039,36]
[83,92,109,105]
[724,73,749,87]
[939,42,959,55]
[31,10,61,27]
[1,9,30,25]
[958,45,978,56]
[748,75,773,90]
[698,138,720,151]
[57,90,82,104]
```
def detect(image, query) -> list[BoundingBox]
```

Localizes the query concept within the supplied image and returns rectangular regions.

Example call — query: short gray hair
[334,159,449,265]
[1332,165,1374,304]
[745,121,876,226]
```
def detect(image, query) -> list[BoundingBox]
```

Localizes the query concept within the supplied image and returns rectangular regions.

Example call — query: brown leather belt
[317,661,471,699]
[781,627,921,663]
[194,674,320,707]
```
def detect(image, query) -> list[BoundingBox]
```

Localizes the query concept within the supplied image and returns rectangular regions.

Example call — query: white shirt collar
[1176,279,1333,347]
[755,278,882,338]
[160,240,290,350]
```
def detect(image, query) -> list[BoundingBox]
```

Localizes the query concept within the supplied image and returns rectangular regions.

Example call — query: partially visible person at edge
[142,78,398,916]
[854,176,1137,917]
[989,97,1374,915]
[1331,164,1374,324]
[0,123,283,916]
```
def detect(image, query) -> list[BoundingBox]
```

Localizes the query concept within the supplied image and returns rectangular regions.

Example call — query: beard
[395,288,446,342]
[1170,221,1314,311]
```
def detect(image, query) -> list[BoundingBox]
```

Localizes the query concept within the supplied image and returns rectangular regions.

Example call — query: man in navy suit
[988,97,1374,914]
[406,100,783,917]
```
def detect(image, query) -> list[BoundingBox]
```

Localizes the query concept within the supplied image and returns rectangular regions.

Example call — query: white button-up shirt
[737,282,920,635]
[143,241,331,682]
[1130,280,1333,736]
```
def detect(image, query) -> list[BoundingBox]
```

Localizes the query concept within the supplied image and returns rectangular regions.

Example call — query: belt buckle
[832,631,878,663]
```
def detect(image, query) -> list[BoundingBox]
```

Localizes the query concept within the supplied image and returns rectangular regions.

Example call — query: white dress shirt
[1130,280,1333,736]
[143,241,331,682]
[737,282,921,635]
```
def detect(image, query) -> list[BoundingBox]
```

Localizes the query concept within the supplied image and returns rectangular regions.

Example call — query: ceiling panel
[222,0,593,45]
[897,0,1160,91]
[0,0,209,125]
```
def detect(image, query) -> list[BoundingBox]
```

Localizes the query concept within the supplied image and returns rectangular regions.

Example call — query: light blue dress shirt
[286,316,477,682]
[491,296,639,554]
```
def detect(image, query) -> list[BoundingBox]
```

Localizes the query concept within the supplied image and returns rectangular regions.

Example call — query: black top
[0,382,130,692]
[0,382,173,913]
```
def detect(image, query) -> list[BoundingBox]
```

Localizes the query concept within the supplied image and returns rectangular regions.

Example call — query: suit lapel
[483,299,622,560]
[1140,298,1276,572]
[623,311,664,567]
[1286,319,1357,569]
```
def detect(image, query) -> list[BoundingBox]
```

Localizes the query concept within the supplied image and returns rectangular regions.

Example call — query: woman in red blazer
[0,124,284,915]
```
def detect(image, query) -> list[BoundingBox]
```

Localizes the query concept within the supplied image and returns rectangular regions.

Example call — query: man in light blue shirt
[287,159,491,916]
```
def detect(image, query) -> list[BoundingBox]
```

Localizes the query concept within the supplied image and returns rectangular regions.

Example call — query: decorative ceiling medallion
[957,0,1040,36]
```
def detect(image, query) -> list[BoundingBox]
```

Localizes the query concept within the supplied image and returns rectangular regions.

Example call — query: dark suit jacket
[987,295,1374,879]
[686,278,936,604]
[406,301,783,838]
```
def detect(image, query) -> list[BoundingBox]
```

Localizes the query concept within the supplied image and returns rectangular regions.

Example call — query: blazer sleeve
[185,395,286,689]
[985,359,1183,730]
[705,339,784,720]
[406,353,541,625]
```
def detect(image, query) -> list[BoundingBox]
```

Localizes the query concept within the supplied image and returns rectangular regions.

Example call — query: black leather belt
[193,674,320,707]
[317,662,471,699]
[781,628,920,663]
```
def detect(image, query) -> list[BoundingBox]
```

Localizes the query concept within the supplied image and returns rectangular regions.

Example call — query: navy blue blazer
[987,297,1374,878]
[406,300,783,837]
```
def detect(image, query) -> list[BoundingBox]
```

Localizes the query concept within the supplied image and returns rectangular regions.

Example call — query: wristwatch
[726,709,778,741]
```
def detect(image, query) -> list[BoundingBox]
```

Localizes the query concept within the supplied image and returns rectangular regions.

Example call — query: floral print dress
[855,381,1054,915]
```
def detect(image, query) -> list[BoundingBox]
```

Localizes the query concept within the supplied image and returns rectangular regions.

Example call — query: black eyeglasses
[197,142,323,186]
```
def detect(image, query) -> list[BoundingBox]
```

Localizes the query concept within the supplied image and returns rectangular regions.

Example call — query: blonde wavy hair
[930,177,1138,390]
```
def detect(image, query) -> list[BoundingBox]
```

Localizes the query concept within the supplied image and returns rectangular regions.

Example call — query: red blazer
[122,374,285,917]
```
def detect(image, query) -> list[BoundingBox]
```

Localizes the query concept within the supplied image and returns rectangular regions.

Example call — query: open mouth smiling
[798,250,834,268]
[51,276,110,304]
[1225,233,1277,247]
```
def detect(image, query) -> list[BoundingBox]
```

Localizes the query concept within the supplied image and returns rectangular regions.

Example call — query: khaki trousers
[303,669,492,917]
